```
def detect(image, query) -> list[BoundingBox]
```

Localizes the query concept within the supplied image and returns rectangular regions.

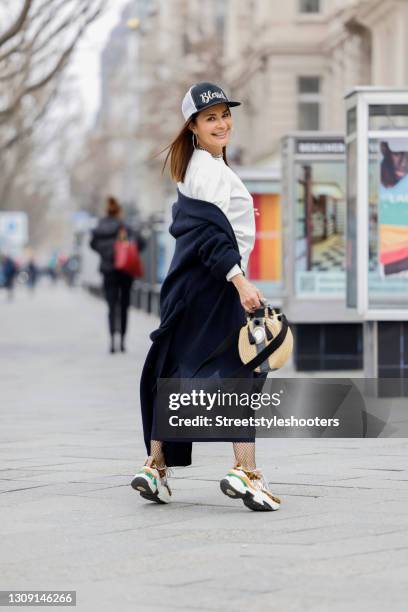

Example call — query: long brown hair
[159,113,229,183]
[106,196,122,218]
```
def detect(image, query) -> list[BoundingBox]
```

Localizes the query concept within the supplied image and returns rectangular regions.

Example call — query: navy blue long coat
[139,188,254,467]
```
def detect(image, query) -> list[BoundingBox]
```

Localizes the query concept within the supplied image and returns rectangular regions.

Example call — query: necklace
[196,144,223,159]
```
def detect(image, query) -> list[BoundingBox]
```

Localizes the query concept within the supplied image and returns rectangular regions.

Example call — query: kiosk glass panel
[247,193,282,284]
[346,139,357,307]
[347,107,357,136]
[369,105,408,130]
[367,137,408,309]
[295,160,346,296]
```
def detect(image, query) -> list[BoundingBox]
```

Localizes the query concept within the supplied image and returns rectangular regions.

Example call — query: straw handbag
[238,303,293,374]
[191,300,293,377]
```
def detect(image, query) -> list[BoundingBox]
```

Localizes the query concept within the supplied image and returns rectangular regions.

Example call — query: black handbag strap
[191,313,289,378]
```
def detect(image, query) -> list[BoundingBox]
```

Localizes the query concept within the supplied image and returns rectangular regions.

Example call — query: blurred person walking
[131,82,281,511]
[61,255,80,287]
[26,258,38,292]
[90,196,144,354]
[2,255,18,301]
[47,252,58,284]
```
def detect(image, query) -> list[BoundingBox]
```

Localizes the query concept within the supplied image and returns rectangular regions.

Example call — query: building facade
[87,0,408,211]
[224,0,408,164]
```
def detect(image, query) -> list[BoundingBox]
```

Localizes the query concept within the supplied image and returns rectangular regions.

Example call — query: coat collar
[175,187,238,250]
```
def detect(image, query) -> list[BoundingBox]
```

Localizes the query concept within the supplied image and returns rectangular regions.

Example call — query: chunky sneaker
[220,464,280,511]
[131,460,172,504]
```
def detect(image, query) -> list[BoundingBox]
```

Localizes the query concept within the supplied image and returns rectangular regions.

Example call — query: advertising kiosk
[345,88,408,392]
[237,164,283,302]
[281,133,363,371]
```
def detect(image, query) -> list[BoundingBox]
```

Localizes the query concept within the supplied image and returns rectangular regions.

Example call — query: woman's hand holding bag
[231,273,264,313]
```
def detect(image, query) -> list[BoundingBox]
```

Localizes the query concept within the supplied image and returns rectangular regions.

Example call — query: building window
[299,0,320,13]
[297,76,321,130]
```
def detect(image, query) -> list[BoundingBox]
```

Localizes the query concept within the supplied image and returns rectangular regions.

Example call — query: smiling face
[189,103,232,156]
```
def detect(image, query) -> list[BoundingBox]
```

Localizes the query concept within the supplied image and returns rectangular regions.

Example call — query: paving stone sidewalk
[0,285,407,612]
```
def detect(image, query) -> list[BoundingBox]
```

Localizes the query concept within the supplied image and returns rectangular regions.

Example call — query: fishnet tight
[147,440,256,471]
[232,442,256,470]
[148,440,166,469]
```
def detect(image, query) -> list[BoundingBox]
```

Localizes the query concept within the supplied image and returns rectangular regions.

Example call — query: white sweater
[177,148,256,281]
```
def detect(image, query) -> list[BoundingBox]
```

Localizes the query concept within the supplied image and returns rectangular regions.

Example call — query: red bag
[114,239,144,278]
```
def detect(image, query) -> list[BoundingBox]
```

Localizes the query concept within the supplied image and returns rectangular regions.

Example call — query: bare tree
[0,0,106,251]
[0,0,106,154]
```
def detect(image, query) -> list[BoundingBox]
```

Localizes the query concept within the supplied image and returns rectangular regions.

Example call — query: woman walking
[131,82,280,511]
[90,196,144,354]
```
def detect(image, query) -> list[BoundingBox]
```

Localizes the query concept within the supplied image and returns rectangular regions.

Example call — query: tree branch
[0,1,105,121]
[0,78,61,151]
[0,0,33,48]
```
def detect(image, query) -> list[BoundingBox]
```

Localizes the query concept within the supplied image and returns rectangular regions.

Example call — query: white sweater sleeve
[226,263,243,281]
[184,161,243,281]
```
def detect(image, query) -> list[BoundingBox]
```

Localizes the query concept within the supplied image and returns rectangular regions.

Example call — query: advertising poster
[295,160,346,296]
[378,138,408,277]
[247,193,282,282]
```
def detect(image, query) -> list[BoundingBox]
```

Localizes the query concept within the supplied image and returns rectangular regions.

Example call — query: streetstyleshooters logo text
[157,378,397,439]
[166,389,340,429]
[199,90,226,104]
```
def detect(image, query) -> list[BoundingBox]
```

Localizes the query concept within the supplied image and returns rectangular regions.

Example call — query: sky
[69,0,130,127]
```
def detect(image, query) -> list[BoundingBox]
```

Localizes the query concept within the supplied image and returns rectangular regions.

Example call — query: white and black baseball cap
[181,82,241,122]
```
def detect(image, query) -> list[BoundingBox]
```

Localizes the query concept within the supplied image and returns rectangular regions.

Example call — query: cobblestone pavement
[1,285,407,611]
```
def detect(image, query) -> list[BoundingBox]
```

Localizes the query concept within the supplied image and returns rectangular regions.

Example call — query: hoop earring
[192,132,197,149]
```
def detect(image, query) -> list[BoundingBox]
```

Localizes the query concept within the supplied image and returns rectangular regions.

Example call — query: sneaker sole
[130,476,168,504]
[220,477,280,512]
